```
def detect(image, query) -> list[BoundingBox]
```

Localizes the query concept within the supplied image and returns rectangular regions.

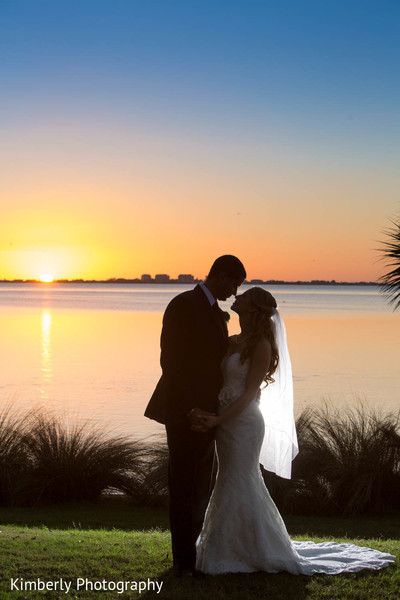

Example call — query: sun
[39,274,54,283]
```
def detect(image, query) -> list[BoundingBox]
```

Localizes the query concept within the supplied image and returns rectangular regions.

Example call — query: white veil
[258,309,298,479]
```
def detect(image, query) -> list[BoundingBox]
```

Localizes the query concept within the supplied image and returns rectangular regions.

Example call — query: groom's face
[215,274,244,301]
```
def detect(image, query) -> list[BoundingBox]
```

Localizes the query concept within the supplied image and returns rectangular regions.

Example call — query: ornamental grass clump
[13,412,149,505]
[126,440,169,506]
[2,404,399,513]
[291,404,400,516]
[0,406,29,504]
[261,408,322,514]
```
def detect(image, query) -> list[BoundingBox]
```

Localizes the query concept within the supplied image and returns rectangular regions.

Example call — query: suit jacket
[144,285,229,425]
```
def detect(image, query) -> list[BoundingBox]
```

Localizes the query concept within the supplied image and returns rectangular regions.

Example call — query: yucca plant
[379,217,400,310]
[13,412,149,505]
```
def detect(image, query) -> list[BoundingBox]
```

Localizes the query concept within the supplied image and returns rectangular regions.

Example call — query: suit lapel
[212,302,228,339]
[192,285,227,350]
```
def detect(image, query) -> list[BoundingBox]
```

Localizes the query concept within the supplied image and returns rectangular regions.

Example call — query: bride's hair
[240,287,279,384]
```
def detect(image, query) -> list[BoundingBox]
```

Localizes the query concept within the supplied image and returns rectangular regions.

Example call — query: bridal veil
[259,309,298,479]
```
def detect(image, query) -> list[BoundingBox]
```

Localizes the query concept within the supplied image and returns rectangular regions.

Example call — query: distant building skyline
[0,274,378,286]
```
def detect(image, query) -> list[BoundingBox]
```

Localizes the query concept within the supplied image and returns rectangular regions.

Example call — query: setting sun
[39,274,54,283]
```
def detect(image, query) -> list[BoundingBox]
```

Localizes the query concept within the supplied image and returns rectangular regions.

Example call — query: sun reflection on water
[0,285,398,439]
[41,309,52,400]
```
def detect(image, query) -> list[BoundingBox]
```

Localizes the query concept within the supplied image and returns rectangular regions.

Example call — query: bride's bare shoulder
[252,337,272,360]
[259,336,272,350]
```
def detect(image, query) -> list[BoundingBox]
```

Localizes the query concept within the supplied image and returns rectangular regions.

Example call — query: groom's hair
[207,255,246,280]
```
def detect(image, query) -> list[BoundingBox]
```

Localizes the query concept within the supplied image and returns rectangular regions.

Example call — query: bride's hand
[197,414,221,429]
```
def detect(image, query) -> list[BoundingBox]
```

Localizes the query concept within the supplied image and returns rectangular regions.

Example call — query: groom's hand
[187,408,216,432]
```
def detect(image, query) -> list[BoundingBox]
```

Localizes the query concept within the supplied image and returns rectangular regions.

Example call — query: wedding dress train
[196,353,395,575]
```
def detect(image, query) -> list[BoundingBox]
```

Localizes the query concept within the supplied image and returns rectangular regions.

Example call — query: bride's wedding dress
[196,353,395,575]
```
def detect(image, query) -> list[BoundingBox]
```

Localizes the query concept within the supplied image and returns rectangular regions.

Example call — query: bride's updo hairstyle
[240,287,279,384]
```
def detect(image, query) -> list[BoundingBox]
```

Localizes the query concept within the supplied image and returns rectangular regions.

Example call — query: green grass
[0,500,398,600]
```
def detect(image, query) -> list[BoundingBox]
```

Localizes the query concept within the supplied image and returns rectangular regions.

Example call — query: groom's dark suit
[145,284,228,571]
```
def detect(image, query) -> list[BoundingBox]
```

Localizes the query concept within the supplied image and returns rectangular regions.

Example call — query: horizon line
[0,278,380,286]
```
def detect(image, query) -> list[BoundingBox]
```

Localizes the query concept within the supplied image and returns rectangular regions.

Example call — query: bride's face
[231,291,253,315]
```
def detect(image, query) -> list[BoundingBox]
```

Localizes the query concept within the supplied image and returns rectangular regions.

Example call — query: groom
[145,255,246,575]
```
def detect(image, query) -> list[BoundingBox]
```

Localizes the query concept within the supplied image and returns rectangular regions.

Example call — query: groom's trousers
[166,420,215,572]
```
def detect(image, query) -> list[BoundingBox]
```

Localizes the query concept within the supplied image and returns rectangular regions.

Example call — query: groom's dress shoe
[174,567,205,579]
[192,569,205,579]
[175,567,193,578]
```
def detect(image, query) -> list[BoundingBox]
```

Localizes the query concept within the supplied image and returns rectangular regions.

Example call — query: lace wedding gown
[196,353,395,575]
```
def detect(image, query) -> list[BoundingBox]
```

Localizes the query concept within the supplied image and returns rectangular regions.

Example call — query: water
[0,283,399,441]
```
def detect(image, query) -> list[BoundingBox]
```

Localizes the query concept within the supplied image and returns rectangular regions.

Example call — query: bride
[194,287,395,575]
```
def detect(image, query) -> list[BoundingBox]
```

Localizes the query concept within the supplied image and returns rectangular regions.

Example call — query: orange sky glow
[1,160,396,282]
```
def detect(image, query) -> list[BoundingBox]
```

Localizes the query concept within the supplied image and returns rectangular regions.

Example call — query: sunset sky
[1,0,399,282]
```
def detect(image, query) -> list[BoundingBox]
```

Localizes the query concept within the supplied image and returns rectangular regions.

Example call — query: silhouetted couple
[145,255,394,576]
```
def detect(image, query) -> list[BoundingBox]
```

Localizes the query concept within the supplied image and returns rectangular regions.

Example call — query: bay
[0,282,399,441]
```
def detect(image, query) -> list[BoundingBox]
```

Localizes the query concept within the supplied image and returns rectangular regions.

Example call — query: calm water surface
[0,283,399,440]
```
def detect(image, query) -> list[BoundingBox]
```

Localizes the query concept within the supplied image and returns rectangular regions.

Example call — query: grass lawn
[0,498,398,600]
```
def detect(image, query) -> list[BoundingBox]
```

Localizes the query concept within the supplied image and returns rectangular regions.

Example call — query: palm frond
[379,218,400,310]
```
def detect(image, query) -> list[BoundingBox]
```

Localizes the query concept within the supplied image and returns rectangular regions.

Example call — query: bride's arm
[199,339,271,428]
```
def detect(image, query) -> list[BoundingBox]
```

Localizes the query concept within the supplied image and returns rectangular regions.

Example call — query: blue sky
[1,0,399,280]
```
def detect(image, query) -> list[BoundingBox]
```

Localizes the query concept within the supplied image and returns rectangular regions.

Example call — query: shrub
[261,408,327,514]
[125,440,169,507]
[12,412,149,505]
[0,405,30,504]
[264,404,400,516]
[1,404,399,514]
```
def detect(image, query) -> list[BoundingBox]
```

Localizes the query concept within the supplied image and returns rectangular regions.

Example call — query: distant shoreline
[0,279,379,286]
